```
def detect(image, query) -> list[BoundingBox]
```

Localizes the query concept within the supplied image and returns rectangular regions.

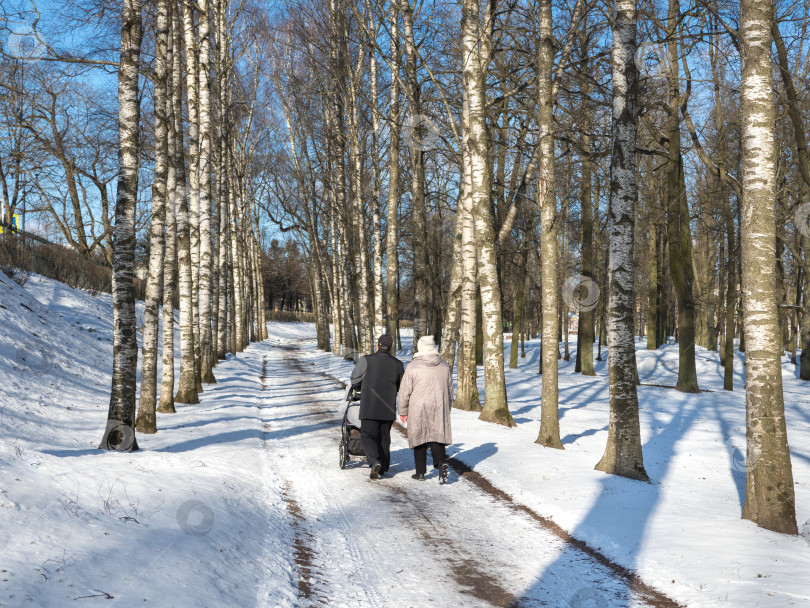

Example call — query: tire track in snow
[260,348,389,608]
[381,482,518,606]
[262,355,322,605]
[283,482,321,604]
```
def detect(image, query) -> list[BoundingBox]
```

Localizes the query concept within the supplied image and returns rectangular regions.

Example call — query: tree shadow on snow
[452,442,498,470]
[42,447,101,458]
[155,422,327,453]
[711,395,810,509]
[509,382,604,420]
[561,424,607,446]
[510,397,701,607]
[160,415,259,431]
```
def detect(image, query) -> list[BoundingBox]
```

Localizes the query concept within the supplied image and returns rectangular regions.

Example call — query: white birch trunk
[369,12,385,340]
[215,0,230,358]
[348,116,374,352]
[216,136,230,358]
[385,0,401,339]
[230,180,246,351]
[462,0,513,425]
[401,0,429,345]
[739,0,798,533]
[330,209,344,355]
[197,0,216,383]
[440,197,464,370]
[594,0,648,480]
[136,0,171,433]
[454,147,481,411]
[100,0,143,451]
[182,1,203,391]
[158,15,178,413]
[158,89,177,415]
[346,23,373,353]
[174,0,199,404]
[226,150,236,355]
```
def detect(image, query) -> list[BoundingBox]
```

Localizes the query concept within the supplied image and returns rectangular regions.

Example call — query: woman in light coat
[398,335,453,483]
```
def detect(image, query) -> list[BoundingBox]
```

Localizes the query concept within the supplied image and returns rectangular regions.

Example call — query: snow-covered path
[258,338,672,608]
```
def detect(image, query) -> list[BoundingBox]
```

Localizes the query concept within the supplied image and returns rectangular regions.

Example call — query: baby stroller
[339,386,366,469]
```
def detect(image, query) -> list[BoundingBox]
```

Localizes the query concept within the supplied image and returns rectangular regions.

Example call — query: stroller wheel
[339,441,347,469]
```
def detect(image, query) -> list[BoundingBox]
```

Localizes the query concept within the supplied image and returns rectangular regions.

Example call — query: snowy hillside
[0,272,297,607]
[2,272,810,607]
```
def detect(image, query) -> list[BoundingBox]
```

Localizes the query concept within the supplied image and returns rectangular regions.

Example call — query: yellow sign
[0,214,20,234]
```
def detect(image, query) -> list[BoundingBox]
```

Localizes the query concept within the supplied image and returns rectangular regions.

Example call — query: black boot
[370,463,382,480]
[411,473,425,481]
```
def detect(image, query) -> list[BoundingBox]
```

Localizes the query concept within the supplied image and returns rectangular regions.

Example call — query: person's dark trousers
[361,419,393,473]
[413,442,446,476]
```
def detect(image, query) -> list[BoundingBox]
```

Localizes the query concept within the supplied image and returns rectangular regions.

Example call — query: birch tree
[454,148,482,411]
[368,9,385,340]
[385,0,401,339]
[215,0,231,360]
[594,0,648,480]
[400,0,429,345]
[197,0,217,384]
[136,0,171,433]
[739,0,798,533]
[346,11,374,354]
[159,65,178,416]
[182,0,203,392]
[157,3,180,415]
[441,191,465,370]
[462,0,513,426]
[174,0,200,405]
[100,0,143,451]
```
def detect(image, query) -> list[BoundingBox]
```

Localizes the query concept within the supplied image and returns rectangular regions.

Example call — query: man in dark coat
[350,334,404,479]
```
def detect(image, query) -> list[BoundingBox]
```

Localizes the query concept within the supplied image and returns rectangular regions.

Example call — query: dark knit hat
[377,334,394,348]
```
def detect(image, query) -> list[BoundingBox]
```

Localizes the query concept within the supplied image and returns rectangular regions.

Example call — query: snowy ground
[1,273,296,607]
[1,271,809,607]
